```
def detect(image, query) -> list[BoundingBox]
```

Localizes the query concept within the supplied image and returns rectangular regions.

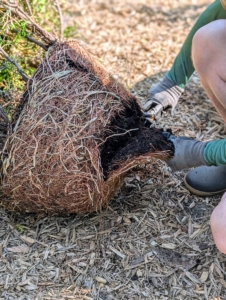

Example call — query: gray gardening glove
[143,76,184,117]
[163,133,209,171]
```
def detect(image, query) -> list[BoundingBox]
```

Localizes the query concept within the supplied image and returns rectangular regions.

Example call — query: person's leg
[184,20,226,197]
[210,192,226,254]
[192,19,226,121]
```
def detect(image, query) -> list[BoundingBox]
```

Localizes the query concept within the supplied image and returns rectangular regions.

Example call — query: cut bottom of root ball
[100,112,174,179]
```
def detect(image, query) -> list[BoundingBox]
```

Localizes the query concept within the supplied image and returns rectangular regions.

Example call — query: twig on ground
[11,29,48,50]
[0,106,10,124]
[25,0,32,16]
[0,0,57,45]
[54,0,64,40]
[0,46,29,82]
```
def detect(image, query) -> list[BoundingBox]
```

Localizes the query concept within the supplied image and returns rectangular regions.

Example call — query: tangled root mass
[1,40,174,214]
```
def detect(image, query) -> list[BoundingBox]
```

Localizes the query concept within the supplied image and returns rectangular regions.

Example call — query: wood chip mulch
[1,0,226,299]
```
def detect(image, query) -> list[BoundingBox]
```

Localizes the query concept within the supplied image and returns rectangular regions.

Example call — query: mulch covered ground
[1,0,226,299]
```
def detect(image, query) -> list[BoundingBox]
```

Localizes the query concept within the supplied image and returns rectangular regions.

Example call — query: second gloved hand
[143,76,184,117]
[165,133,209,170]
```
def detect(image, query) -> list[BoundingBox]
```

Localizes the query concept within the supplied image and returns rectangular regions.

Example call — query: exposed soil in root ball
[109,127,173,171]
[1,40,174,214]
[101,112,174,178]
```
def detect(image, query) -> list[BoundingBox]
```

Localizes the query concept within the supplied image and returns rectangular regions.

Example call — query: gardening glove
[143,76,184,117]
[163,132,209,171]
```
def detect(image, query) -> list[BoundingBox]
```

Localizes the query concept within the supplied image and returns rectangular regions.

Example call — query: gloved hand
[163,132,209,170]
[143,76,184,117]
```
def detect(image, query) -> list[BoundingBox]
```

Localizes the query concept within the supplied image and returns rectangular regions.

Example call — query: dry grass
[1,0,226,299]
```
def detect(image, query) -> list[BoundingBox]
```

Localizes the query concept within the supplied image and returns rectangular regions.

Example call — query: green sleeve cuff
[167,0,226,87]
[204,139,226,166]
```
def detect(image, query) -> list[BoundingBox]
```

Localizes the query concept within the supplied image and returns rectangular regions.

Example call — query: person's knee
[210,193,226,254]
[192,20,226,75]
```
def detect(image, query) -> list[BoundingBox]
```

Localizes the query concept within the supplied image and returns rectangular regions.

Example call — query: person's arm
[165,135,226,171]
[167,0,226,88]
[144,0,226,115]
[204,140,226,166]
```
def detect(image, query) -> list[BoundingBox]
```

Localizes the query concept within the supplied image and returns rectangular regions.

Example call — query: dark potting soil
[100,101,174,179]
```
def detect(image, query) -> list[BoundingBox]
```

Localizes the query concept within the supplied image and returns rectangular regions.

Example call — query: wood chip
[152,248,199,270]
[95,277,107,284]
[200,271,209,283]
[6,244,29,253]
[161,243,176,250]
[0,1,223,299]
[109,245,126,259]
[20,235,35,244]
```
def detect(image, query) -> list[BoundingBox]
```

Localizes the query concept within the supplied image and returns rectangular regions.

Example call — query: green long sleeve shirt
[204,140,226,166]
[166,0,226,166]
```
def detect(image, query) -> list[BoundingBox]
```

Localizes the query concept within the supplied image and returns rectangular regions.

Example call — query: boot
[184,165,226,196]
